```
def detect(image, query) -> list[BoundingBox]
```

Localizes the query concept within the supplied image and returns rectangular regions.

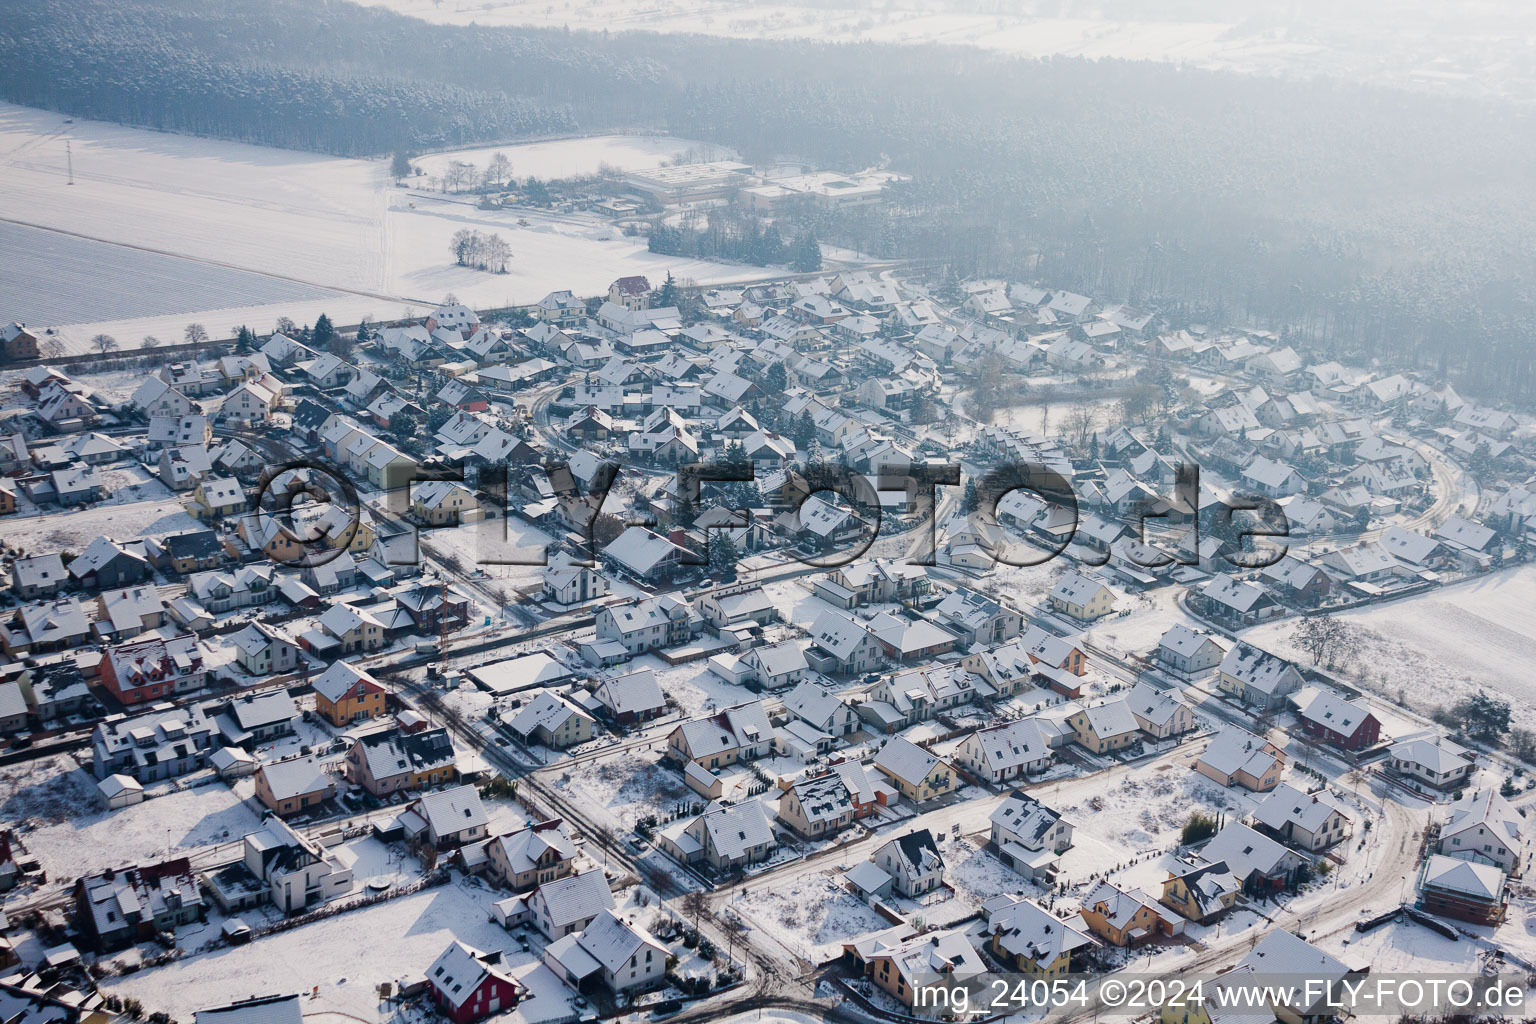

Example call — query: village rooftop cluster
[0,261,1535,1024]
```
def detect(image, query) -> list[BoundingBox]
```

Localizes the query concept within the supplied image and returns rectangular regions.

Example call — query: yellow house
[985,894,1096,977]
[311,660,387,726]
[1067,698,1141,755]
[1160,860,1241,924]
[411,480,481,526]
[188,476,246,521]
[1049,571,1117,621]
[1078,880,1172,947]
[345,726,456,796]
[872,736,956,803]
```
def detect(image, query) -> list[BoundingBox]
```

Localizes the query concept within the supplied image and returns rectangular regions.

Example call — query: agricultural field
[1242,562,1536,731]
[0,102,760,352]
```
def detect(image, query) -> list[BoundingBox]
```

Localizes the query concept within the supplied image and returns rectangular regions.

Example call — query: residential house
[658,800,778,872]
[1048,572,1117,621]
[666,701,772,768]
[254,755,334,816]
[595,595,696,655]
[506,690,597,749]
[398,785,490,849]
[425,941,522,1024]
[229,622,302,676]
[1388,734,1475,790]
[780,680,857,735]
[778,771,856,839]
[1078,881,1175,947]
[843,925,984,1009]
[1154,624,1226,677]
[1196,728,1287,792]
[235,815,355,915]
[1251,783,1353,852]
[345,727,457,797]
[989,790,1072,880]
[1437,788,1525,874]
[99,634,206,706]
[806,609,884,676]
[10,553,67,600]
[312,603,386,654]
[1199,823,1305,892]
[1067,698,1141,755]
[957,719,1055,784]
[871,829,945,897]
[1125,681,1198,740]
[1418,855,1508,925]
[984,894,1096,977]
[590,669,666,727]
[91,704,217,782]
[1159,859,1241,924]
[872,736,955,803]
[932,587,1024,648]
[482,819,578,892]
[1293,689,1381,751]
[527,868,615,941]
[546,910,669,995]
[74,859,204,951]
[1215,643,1303,710]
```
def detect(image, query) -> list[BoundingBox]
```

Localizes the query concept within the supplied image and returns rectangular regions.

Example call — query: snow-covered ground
[1241,562,1536,730]
[731,868,891,963]
[0,492,199,553]
[409,136,734,185]
[0,756,261,886]
[0,103,770,351]
[100,876,555,1023]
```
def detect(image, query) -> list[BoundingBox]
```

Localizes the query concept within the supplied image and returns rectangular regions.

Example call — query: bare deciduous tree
[90,333,118,355]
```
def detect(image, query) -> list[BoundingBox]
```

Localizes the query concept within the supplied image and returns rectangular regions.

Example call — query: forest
[4,0,1536,399]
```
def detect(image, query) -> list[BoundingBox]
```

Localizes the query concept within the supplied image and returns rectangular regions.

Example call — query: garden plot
[548,747,695,831]
[1241,563,1536,731]
[0,755,261,885]
[100,877,549,1023]
[0,494,201,553]
[643,656,765,719]
[733,869,893,964]
[1038,760,1256,884]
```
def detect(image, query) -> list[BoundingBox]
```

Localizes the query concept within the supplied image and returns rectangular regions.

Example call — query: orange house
[311,660,387,726]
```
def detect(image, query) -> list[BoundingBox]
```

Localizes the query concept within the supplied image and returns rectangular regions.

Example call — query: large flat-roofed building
[623,161,753,204]
[743,169,907,211]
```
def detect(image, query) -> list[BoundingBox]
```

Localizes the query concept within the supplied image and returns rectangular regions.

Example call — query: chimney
[670,527,686,547]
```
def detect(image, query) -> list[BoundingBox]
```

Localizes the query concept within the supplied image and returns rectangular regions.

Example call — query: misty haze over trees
[6,0,1536,399]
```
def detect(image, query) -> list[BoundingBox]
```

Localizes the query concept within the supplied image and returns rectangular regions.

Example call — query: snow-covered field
[733,868,891,963]
[549,747,695,831]
[0,103,764,350]
[101,877,550,1022]
[0,756,260,884]
[1241,563,1536,730]
[1,494,201,554]
[410,136,733,185]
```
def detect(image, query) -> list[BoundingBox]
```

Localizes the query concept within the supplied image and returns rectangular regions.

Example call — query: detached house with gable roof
[1293,689,1381,751]
[957,719,1054,784]
[425,941,522,1024]
[666,700,772,768]
[989,790,1072,880]
[345,726,456,796]
[1215,643,1303,710]
[984,894,1096,977]
[1197,728,1287,792]
[658,800,778,872]
[1436,788,1525,874]
[872,736,955,803]
[1251,782,1354,852]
